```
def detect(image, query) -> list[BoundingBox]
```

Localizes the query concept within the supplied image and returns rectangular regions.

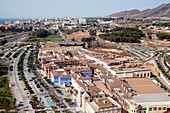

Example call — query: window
[148,73,149,77]
[154,107,157,111]
[137,74,139,77]
[144,108,147,110]
[85,97,89,101]
[149,108,152,111]
[158,107,161,110]
[163,107,166,110]
[144,73,146,77]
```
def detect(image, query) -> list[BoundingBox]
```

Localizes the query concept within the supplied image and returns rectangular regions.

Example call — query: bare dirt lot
[0,32,15,37]
[146,64,159,76]
[66,30,103,41]
[66,31,91,41]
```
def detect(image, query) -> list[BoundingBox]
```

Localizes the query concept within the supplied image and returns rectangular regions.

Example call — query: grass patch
[39,111,47,113]
[0,77,15,110]
[27,35,64,42]
[166,55,170,62]
[0,63,10,77]
[130,46,142,51]
[64,98,72,103]
[50,35,64,42]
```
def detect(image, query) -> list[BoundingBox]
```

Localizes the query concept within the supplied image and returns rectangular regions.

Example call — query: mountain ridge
[108,3,170,18]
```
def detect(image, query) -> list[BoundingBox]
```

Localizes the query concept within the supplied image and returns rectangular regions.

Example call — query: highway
[0,32,30,41]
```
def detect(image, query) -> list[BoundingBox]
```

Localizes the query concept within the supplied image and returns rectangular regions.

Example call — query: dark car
[19,76,22,80]
[34,80,37,84]
[10,66,13,71]
[30,90,34,94]
[36,84,41,88]
[61,105,67,108]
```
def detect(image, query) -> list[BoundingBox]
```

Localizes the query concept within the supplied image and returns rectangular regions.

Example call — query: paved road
[158,53,170,76]
[8,50,34,112]
[122,45,151,59]
[59,31,68,41]
[0,32,30,42]
[148,60,170,91]
[24,50,54,113]
[32,47,84,112]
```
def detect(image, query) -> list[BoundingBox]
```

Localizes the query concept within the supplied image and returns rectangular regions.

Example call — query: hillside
[108,3,170,18]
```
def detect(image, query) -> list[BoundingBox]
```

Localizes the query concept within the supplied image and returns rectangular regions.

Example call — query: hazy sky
[0,0,169,18]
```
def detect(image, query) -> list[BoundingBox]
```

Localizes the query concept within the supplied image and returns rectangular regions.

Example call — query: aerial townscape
[0,1,170,113]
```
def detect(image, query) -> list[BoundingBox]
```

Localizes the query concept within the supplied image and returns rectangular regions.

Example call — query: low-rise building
[86,97,121,113]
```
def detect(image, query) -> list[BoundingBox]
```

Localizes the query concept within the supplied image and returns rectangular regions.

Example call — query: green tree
[148,35,152,40]
[71,38,75,41]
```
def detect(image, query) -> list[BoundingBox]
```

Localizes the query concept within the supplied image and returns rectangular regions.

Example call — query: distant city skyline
[0,0,169,18]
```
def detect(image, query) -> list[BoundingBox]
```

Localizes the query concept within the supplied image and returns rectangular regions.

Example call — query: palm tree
[14,98,17,108]
[39,97,42,107]
[41,101,44,107]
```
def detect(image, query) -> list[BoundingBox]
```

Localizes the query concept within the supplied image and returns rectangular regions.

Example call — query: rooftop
[131,93,170,106]
[125,78,166,94]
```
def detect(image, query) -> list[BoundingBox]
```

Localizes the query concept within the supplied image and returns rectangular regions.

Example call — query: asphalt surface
[59,31,68,41]
[122,45,151,59]
[8,50,34,112]
[24,50,54,113]
[158,54,170,76]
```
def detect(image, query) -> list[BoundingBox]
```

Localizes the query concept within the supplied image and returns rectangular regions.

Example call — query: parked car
[10,66,13,71]
[44,95,48,98]
[17,101,23,107]
[39,88,44,92]
[19,76,22,81]
[36,84,41,88]
[34,80,37,84]
[30,90,34,94]
[61,105,67,108]
[17,72,20,75]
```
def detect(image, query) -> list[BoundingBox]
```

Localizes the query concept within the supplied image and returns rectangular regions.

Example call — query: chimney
[128,93,132,97]
[96,98,99,102]
[103,99,106,103]
[104,79,107,86]
[86,85,89,91]
[91,76,93,83]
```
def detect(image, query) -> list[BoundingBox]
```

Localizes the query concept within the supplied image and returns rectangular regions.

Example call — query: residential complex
[37,46,170,113]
